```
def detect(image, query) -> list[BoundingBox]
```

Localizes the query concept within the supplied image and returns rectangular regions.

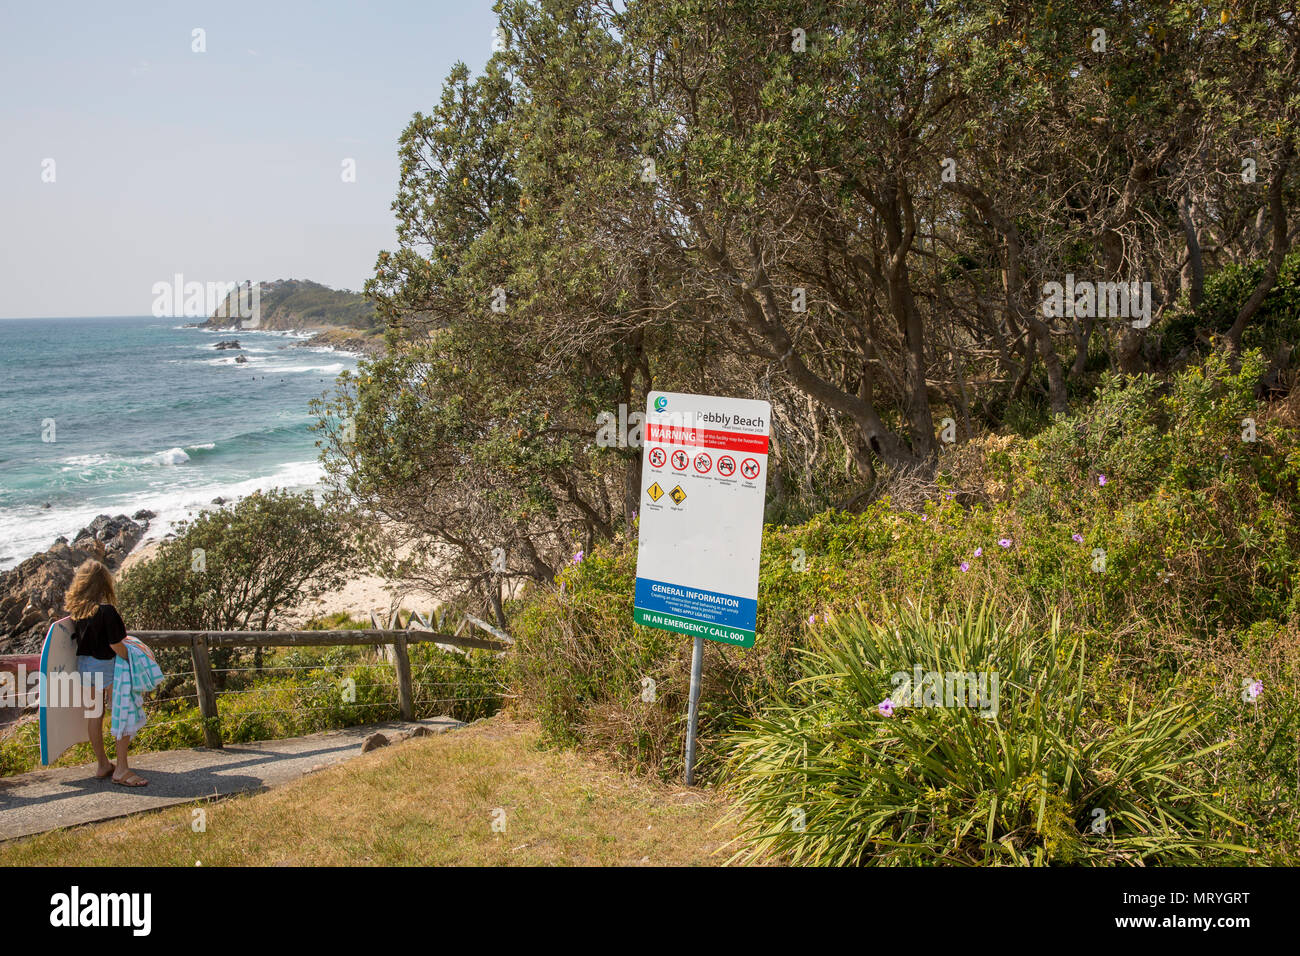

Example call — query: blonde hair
[65,559,117,620]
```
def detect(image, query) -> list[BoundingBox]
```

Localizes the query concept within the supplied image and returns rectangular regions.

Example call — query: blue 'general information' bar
[634,576,757,631]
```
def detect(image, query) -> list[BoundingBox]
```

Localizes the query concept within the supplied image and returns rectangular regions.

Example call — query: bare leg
[87,689,113,777]
[112,735,146,786]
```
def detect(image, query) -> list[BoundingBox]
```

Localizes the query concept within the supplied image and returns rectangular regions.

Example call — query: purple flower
[823,612,831,623]
[878,699,895,717]
[998,538,1012,548]
[973,547,983,558]
[1098,474,1108,486]
[1072,533,1084,543]
[959,561,970,572]
[572,550,584,565]
[1246,680,1263,702]
[808,614,815,626]
[921,515,928,522]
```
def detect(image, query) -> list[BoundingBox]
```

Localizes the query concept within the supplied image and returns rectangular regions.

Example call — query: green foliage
[119,490,355,633]
[345,0,1300,612]
[1162,252,1300,359]
[255,279,379,330]
[725,603,1248,866]
[507,346,1300,859]
[117,490,357,686]
[0,643,503,777]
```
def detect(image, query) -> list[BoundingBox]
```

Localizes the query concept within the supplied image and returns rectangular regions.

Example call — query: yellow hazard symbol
[669,485,687,505]
[647,481,664,502]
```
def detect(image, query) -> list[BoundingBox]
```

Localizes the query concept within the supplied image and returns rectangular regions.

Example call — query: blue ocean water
[0,316,359,569]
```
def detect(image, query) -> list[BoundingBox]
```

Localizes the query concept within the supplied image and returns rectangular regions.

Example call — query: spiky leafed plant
[725,600,1250,866]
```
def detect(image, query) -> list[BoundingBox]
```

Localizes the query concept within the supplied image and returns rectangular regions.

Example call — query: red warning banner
[645,424,769,455]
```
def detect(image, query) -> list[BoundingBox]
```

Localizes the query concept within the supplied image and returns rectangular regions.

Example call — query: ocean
[0,316,360,570]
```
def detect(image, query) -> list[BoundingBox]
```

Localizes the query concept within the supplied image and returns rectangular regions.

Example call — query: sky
[0,0,499,319]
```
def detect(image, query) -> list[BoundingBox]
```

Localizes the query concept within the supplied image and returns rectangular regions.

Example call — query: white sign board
[633,391,771,647]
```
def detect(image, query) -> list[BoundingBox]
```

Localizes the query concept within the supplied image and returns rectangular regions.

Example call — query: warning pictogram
[648,447,666,469]
[669,485,687,505]
[693,452,712,474]
[716,455,736,478]
[647,481,664,502]
[670,449,689,471]
[740,458,761,481]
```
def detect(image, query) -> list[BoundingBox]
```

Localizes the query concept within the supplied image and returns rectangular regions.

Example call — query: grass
[0,717,739,866]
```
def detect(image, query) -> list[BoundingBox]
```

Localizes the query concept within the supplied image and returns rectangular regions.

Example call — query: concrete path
[0,718,462,841]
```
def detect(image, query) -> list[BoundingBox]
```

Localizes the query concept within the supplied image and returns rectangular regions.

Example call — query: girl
[65,559,147,786]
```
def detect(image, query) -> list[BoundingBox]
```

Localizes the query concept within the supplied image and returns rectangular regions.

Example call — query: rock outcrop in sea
[0,512,151,654]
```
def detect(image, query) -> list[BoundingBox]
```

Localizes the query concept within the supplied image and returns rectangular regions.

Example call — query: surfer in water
[65,560,147,787]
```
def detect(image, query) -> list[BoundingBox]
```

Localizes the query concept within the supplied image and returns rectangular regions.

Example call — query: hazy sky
[0,0,498,318]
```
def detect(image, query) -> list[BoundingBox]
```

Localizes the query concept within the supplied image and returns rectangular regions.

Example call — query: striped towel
[111,637,164,740]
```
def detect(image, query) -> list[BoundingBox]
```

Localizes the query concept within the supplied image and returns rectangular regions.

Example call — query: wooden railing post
[190,634,223,749]
[392,633,413,721]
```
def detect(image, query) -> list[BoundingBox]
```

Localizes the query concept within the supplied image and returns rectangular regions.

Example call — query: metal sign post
[684,635,704,784]
[631,390,771,785]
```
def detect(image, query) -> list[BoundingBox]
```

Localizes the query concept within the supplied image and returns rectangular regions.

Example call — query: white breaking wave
[151,447,190,466]
[0,457,328,571]
[255,363,346,375]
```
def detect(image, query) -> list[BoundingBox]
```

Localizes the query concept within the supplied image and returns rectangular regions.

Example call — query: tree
[118,491,355,677]
[322,0,1298,614]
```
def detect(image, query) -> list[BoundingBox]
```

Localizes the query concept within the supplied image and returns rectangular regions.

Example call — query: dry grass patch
[0,717,739,866]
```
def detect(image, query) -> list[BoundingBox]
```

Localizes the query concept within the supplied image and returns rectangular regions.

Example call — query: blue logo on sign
[654,396,668,412]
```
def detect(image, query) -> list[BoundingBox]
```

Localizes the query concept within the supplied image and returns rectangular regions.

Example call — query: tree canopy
[318,0,1299,612]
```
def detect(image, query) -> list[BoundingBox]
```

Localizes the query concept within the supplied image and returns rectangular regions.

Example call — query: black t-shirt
[72,604,127,660]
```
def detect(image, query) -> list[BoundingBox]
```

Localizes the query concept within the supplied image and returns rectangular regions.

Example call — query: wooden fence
[131,626,509,749]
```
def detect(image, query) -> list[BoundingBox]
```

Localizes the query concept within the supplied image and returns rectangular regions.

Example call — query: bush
[119,490,356,632]
[725,602,1250,866]
[118,490,357,687]
[1161,251,1300,360]
[505,348,1300,856]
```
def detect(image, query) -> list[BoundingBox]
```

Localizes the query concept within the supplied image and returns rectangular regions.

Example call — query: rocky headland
[0,512,153,654]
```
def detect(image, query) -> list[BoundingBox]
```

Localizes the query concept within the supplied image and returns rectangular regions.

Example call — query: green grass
[0,718,738,867]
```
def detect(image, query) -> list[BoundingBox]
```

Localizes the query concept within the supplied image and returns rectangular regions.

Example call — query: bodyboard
[39,617,87,765]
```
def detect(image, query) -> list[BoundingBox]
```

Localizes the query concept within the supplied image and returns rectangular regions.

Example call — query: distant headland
[195,279,384,355]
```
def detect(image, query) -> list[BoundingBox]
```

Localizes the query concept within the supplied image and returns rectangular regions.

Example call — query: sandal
[111,771,148,787]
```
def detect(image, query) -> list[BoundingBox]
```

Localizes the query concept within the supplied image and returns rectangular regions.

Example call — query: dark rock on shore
[0,513,150,654]
[213,340,241,350]
[295,328,385,357]
[72,514,148,559]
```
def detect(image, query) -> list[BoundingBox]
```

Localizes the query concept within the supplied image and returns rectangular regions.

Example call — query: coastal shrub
[505,349,1300,854]
[1160,251,1300,360]
[724,602,1250,866]
[118,490,357,686]
[119,489,355,632]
